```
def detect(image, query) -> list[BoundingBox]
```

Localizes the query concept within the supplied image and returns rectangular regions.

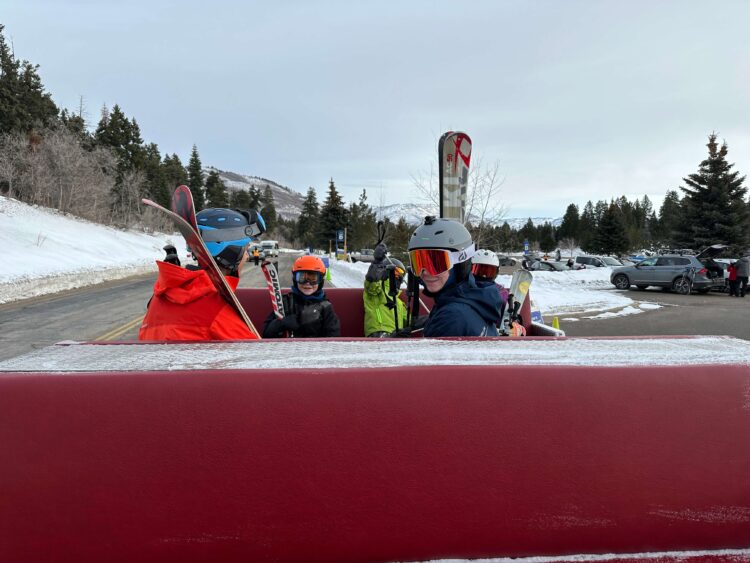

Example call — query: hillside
[205,167,305,221]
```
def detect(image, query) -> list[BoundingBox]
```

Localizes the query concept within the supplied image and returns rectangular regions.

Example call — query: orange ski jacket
[139,261,258,341]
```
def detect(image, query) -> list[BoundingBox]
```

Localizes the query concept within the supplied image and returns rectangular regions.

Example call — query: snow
[329,260,661,319]
[0,196,187,304]
[2,335,748,372]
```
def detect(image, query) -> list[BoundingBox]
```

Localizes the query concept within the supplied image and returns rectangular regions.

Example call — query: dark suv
[610,245,727,294]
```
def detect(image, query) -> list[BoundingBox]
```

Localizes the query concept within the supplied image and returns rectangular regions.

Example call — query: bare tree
[114,168,147,227]
[411,155,507,247]
[559,237,578,258]
[0,127,118,224]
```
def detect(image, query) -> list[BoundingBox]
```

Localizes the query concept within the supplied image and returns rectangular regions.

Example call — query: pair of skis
[501,269,533,337]
[142,185,262,338]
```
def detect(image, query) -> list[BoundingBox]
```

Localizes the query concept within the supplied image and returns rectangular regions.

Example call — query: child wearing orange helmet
[262,254,341,338]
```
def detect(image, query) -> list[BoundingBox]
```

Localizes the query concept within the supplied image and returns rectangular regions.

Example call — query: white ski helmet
[473,249,500,268]
[408,216,476,281]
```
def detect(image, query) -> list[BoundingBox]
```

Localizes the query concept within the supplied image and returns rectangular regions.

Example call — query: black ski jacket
[262,289,341,338]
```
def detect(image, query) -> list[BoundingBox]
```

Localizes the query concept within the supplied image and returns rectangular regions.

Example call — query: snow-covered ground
[0,196,190,304]
[327,259,660,319]
[2,195,658,319]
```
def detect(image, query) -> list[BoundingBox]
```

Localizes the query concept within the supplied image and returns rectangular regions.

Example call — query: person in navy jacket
[407,216,502,337]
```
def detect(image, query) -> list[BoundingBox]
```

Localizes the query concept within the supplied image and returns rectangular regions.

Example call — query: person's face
[420,269,450,293]
[296,271,320,295]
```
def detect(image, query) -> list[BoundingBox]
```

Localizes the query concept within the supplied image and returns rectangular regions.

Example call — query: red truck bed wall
[2,363,749,562]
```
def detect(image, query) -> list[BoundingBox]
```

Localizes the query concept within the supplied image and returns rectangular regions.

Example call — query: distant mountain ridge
[204,167,305,221]
[206,167,562,227]
[377,202,562,229]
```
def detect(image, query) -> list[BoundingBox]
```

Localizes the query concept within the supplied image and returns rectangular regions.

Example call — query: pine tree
[94,105,145,171]
[578,201,596,251]
[497,222,514,252]
[678,133,749,252]
[0,24,58,134]
[94,104,146,217]
[204,170,228,208]
[297,187,319,249]
[592,202,629,255]
[260,185,277,230]
[519,218,536,247]
[557,204,580,242]
[161,153,188,192]
[230,189,251,209]
[187,145,206,211]
[317,178,348,249]
[538,222,556,253]
[143,143,169,208]
[347,189,377,251]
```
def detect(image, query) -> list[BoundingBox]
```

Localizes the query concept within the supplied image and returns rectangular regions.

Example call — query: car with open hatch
[610,244,728,294]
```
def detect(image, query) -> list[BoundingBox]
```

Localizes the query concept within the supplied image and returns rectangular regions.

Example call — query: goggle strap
[200,225,260,242]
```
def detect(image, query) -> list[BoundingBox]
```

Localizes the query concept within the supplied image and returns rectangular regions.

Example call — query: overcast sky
[3,0,750,218]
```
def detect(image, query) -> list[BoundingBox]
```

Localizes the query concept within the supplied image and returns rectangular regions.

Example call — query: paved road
[557,287,750,340]
[0,254,300,361]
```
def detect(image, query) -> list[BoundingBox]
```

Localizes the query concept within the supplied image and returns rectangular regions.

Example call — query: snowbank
[0,196,185,304]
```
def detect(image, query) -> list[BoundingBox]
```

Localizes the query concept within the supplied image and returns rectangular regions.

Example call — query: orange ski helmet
[292,255,326,273]
[292,255,327,290]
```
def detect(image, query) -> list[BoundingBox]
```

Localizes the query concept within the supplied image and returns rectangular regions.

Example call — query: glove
[373,243,387,263]
[267,315,299,336]
[390,327,414,338]
[279,315,299,332]
[410,315,428,330]
[366,262,387,282]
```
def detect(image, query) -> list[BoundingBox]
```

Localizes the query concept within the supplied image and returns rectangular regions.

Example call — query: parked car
[610,245,728,294]
[574,255,608,268]
[527,260,568,272]
[497,255,518,267]
[350,249,375,263]
[601,256,624,267]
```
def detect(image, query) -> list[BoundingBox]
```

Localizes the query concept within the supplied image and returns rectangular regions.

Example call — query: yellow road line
[95,315,144,341]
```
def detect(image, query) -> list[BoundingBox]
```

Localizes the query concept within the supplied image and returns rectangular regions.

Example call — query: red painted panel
[1,365,749,562]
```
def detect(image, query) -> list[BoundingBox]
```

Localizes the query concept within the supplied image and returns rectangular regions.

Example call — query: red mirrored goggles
[409,246,475,277]
[471,263,499,279]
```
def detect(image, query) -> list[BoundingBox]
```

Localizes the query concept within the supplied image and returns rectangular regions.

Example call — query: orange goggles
[471,263,499,279]
[409,246,474,276]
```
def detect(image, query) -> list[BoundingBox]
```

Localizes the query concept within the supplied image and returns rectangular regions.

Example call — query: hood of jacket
[153,261,239,305]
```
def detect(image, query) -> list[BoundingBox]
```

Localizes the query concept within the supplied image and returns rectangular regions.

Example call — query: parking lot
[560,288,750,340]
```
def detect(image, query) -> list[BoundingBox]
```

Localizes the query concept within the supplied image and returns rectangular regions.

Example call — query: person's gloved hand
[373,243,387,263]
[265,314,299,338]
[390,327,414,338]
[365,262,387,282]
[279,315,300,332]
